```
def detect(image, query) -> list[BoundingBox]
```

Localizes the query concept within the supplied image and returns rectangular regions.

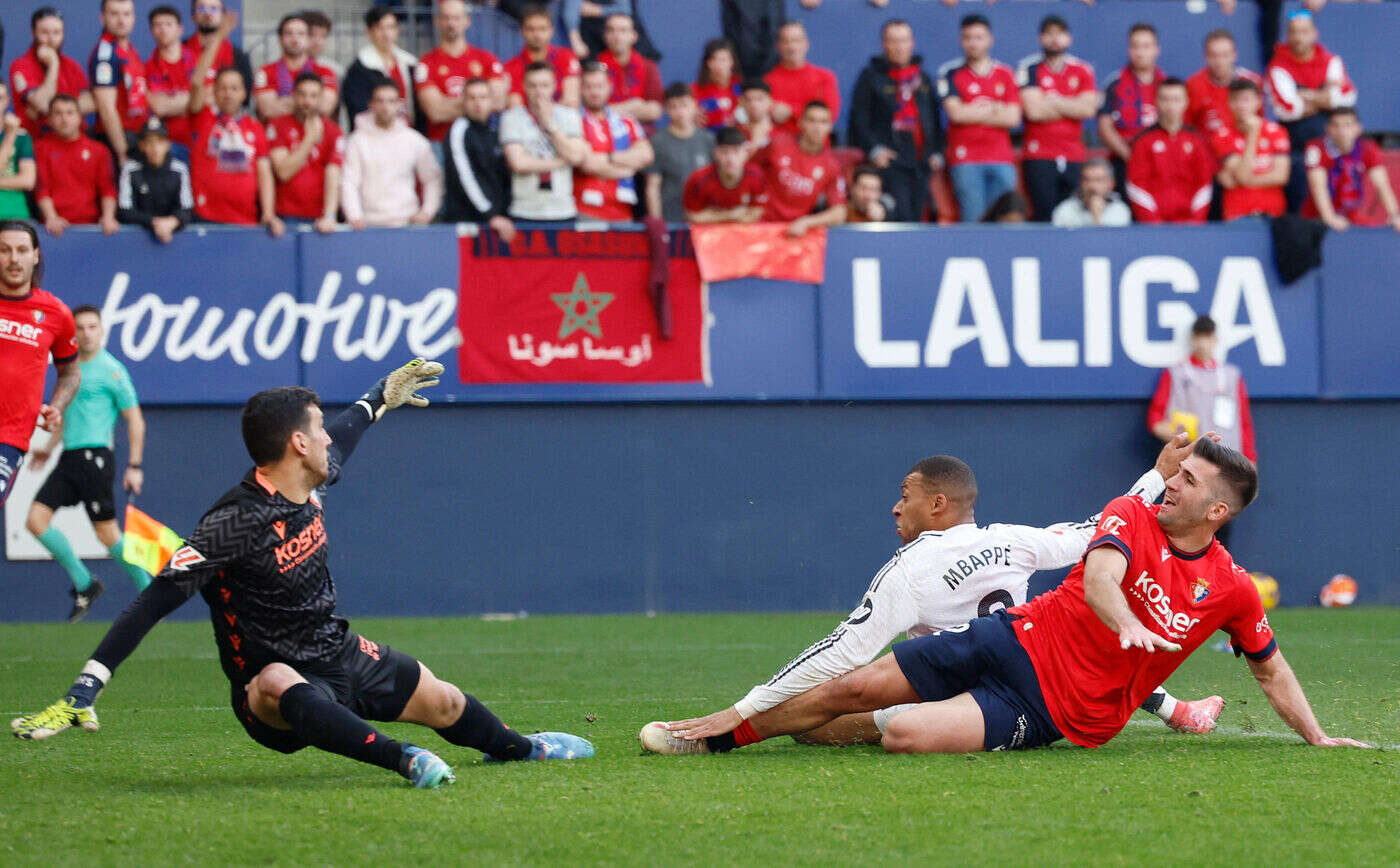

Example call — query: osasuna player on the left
[0,220,80,513]
[12,360,593,788]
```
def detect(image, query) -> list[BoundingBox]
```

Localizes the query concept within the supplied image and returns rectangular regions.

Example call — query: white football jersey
[734,469,1166,717]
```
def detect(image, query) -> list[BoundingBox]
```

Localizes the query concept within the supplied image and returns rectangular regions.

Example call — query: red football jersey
[504,46,580,104]
[1185,67,1262,137]
[266,115,344,219]
[89,34,150,132]
[1017,54,1095,162]
[415,45,504,142]
[681,164,768,213]
[752,133,846,221]
[0,288,77,452]
[939,60,1019,165]
[146,45,199,146]
[1010,495,1276,748]
[597,50,663,108]
[254,58,338,99]
[1126,126,1216,224]
[190,107,268,224]
[1211,120,1290,220]
[691,81,742,131]
[763,62,840,137]
[10,49,90,138]
[184,33,236,88]
[1301,136,1383,223]
[35,134,116,223]
[575,107,646,221]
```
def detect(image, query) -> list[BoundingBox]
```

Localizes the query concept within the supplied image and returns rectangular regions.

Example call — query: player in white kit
[648,434,1222,750]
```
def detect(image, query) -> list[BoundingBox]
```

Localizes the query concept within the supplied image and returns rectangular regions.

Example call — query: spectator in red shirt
[849,19,942,223]
[1127,78,1215,224]
[575,62,652,221]
[35,96,118,236]
[1017,15,1099,222]
[145,5,197,151]
[752,101,847,236]
[1185,30,1262,138]
[737,81,774,152]
[342,9,417,123]
[764,22,840,139]
[1266,10,1357,212]
[188,64,281,234]
[184,0,252,98]
[10,8,94,140]
[505,5,580,110]
[1098,23,1165,194]
[692,39,742,132]
[267,72,342,234]
[598,14,663,127]
[1211,79,1290,221]
[1303,108,1400,233]
[253,14,338,121]
[846,164,888,223]
[415,0,507,145]
[939,15,1021,224]
[89,0,150,166]
[682,126,766,224]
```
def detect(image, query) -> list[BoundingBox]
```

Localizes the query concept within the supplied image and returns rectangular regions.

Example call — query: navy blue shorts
[0,444,24,508]
[892,611,1063,751]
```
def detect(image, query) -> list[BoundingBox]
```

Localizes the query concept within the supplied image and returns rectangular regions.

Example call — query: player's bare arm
[1247,651,1371,747]
[40,359,81,431]
[1082,546,1181,653]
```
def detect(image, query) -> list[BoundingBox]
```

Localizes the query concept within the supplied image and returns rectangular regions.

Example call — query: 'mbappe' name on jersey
[1131,569,1201,638]
[274,513,326,573]
[942,546,1014,590]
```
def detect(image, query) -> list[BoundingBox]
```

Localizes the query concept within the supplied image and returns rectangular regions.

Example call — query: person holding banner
[26,305,150,622]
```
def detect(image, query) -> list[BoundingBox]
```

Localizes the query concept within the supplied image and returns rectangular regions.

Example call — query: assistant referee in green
[25,305,150,622]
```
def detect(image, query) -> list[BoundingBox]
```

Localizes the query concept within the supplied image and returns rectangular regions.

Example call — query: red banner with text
[457,229,709,384]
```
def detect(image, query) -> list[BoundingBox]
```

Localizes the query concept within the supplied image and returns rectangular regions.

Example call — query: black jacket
[441,116,510,223]
[848,55,944,169]
[116,152,194,228]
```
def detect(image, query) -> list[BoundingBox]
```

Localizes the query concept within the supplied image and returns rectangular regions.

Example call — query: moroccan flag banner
[122,504,183,576]
[690,223,827,284]
[457,228,710,384]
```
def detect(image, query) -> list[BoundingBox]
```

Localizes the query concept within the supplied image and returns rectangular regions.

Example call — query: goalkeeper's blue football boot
[485,732,595,762]
[401,745,455,788]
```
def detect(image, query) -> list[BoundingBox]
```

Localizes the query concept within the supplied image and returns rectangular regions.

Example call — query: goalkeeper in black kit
[11,360,593,788]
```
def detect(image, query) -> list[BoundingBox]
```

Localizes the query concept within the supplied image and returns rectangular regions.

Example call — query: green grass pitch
[3,608,1399,864]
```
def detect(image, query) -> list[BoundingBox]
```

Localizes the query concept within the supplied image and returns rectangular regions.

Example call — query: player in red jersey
[253,14,338,121]
[751,102,846,236]
[574,62,652,222]
[1211,79,1290,221]
[504,5,580,110]
[683,127,766,223]
[1185,30,1262,138]
[267,73,343,233]
[1301,108,1400,233]
[0,221,80,511]
[10,8,94,140]
[652,437,1369,754]
[145,5,198,149]
[89,0,151,166]
[415,0,506,143]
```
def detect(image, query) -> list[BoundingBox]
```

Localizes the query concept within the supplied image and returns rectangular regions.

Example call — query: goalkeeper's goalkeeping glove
[358,358,445,421]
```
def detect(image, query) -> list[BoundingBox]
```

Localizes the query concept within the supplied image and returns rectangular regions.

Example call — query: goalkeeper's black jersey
[158,451,349,683]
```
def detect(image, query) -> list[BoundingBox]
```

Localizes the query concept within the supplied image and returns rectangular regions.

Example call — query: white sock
[1155,692,1178,722]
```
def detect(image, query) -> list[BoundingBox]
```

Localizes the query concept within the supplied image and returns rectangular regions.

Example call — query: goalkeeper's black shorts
[231,634,422,754]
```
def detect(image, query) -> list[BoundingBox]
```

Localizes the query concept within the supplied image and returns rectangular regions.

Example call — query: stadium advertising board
[821,225,1321,399]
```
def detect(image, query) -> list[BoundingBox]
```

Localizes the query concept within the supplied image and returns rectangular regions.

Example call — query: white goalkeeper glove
[358,358,444,421]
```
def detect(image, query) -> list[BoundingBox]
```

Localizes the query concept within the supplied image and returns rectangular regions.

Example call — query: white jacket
[340,114,443,227]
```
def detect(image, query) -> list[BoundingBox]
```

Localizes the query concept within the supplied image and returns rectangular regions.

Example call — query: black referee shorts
[232,634,423,754]
[34,448,117,522]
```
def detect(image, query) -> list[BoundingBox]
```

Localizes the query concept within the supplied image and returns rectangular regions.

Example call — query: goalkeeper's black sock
[279,683,406,775]
[434,690,535,760]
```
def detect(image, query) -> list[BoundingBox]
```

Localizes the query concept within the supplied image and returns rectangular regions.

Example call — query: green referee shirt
[64,350,139,450]
[0,130,34,219]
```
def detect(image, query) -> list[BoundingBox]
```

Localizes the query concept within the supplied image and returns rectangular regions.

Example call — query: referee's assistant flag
[123,504,184,576]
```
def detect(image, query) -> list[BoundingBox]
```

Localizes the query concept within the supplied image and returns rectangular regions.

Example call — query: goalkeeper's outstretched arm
[327,358,444,467]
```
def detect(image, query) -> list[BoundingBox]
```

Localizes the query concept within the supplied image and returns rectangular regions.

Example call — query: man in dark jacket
[116,117,193,243]
[441,79,514,240]
[848,19,944,222]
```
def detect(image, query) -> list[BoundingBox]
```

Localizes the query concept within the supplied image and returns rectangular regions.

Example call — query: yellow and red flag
[122,504,183,576]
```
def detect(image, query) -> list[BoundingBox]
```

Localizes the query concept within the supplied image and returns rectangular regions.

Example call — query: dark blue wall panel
[4,399,1395,623]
